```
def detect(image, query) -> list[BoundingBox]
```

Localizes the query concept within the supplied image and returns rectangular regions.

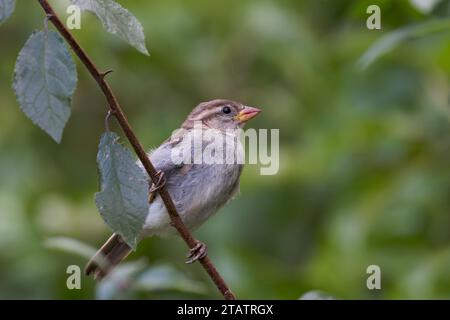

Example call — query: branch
[37,0,235,300]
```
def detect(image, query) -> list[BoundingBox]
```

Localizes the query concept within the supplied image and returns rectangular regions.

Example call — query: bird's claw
[186,241,208,264]
[148,170,166,203]
[148,188,156,203]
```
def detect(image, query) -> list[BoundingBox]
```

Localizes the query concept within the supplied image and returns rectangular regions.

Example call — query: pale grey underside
[140,132,243,238]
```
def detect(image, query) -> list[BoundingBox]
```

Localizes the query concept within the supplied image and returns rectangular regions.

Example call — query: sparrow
[85,99,261,279]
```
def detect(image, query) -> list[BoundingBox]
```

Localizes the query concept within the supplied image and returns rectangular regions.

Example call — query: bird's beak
[234,106,262,123]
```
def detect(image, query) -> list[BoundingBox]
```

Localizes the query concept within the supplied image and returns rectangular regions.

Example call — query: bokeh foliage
[0,0,449,299]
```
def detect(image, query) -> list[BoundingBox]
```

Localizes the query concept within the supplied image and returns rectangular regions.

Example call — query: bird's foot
[186,241,208,264]
[148,170,166,203]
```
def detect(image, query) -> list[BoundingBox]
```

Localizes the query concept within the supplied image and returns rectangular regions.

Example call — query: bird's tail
[85,233,132,280]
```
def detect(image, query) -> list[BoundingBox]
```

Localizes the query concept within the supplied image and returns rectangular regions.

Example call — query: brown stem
[37,0,235,300]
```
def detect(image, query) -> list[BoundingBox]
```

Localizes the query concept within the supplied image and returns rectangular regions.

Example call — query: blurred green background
[1,0,450,299]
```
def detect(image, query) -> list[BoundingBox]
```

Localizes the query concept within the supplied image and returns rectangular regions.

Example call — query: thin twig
[37,0,235,300]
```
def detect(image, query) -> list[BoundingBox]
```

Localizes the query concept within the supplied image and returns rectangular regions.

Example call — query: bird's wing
[149,140,184,176]
[145,140,192,203]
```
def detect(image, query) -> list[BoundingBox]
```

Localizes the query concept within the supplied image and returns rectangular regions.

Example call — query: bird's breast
[142,130,244,236]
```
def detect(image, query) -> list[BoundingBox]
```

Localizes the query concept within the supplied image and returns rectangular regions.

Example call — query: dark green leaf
[95,132,149,249]
[13,31,77,143]
[0,0,15,24]
[70,0,149,55]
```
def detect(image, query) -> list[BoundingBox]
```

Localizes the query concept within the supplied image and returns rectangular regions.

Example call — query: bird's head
[182,99,261,130]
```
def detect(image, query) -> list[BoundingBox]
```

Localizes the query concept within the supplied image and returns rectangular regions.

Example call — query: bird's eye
[222,106,231,114]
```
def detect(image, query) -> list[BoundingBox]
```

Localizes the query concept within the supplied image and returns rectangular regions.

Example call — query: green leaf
[358,19,450,69]
[44,237,97,260]
[95,132,149,249]
[70,0,149,55]
[44,237,111,273]
[0,0,15,24]
[12,31,77,143]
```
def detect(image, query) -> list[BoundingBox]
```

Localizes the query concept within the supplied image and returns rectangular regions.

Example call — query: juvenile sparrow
[85,99,261,279]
